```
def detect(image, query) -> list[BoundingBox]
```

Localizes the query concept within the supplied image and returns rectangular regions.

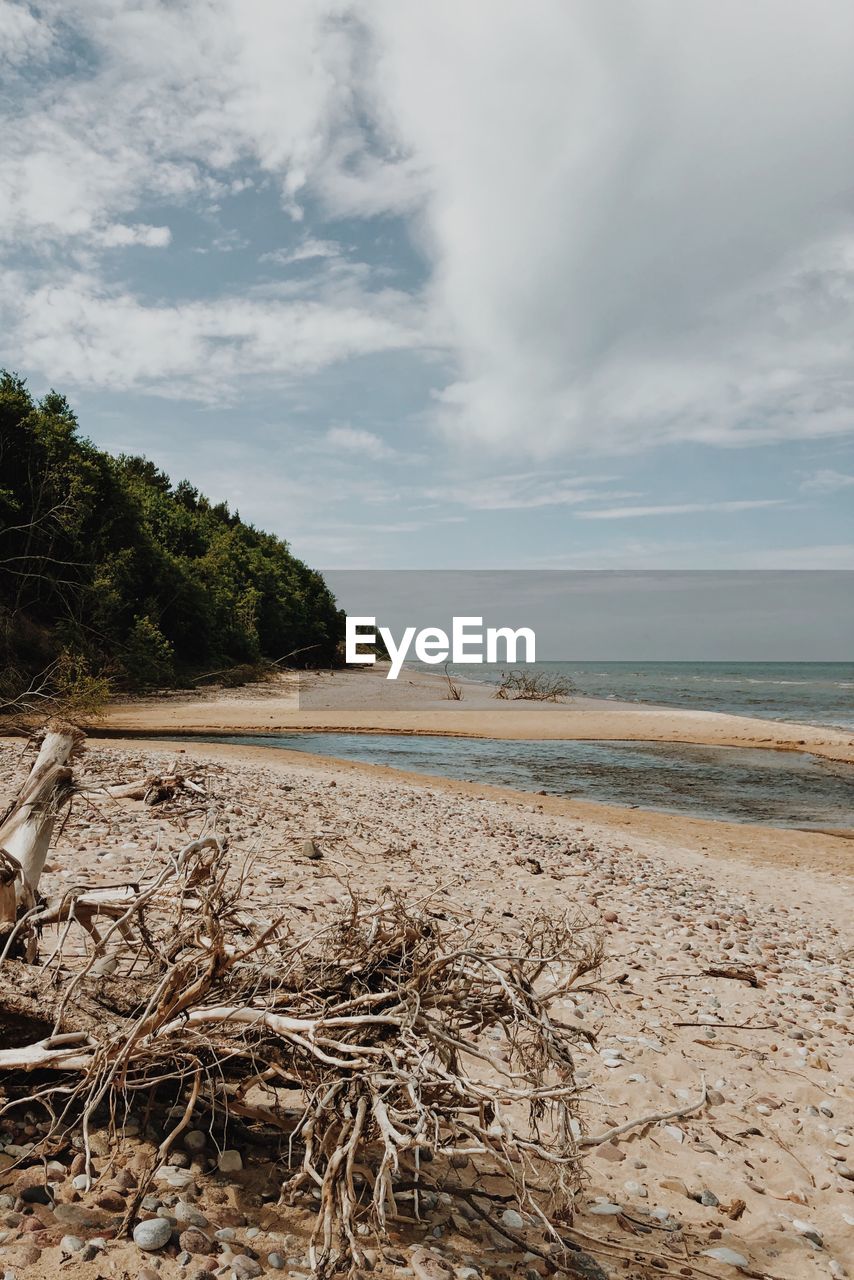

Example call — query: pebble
[702,1247,749,1267]
[267,1253,285,1270]
[133,1217,174,1251]
[500,1208,524,1230]
[217,1149,243,1174]
[60,1235,85,1255]
[180,1227,212,1254]
[232,1256,263,1278]
[184,1129,208,1152]
[175,1200,209,1227]
[588,1203,622,1215]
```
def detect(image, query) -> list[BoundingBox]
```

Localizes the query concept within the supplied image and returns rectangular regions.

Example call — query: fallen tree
[0,724,603,1277]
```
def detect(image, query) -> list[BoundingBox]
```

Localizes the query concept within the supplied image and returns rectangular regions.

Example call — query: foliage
[0,371,344,704]
[494,668,575,701]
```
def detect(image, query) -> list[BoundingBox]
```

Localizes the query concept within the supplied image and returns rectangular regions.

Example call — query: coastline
[0,732,849,1279]
[87,735,854,876]
[91,666,854,764]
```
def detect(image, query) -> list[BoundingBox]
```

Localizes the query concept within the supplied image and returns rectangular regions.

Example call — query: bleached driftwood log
[0,719,83,922]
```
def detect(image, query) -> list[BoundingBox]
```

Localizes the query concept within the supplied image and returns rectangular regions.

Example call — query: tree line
[0,371,343,710]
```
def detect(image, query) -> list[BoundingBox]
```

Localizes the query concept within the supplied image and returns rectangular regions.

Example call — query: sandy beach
[1,671,852,1280]
[0,729,851,1280]
[94,667,854,765]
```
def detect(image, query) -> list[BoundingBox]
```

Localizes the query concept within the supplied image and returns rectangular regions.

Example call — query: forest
[0,371,343,711]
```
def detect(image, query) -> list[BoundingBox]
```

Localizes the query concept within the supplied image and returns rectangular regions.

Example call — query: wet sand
[93,667,854,764]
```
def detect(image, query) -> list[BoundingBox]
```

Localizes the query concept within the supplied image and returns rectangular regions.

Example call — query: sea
[197,661,854,829]
[439,660,854,732]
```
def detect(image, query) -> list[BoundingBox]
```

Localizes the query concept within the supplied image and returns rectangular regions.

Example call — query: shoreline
[87,666,854,764]
[0,731,851,1279]
[88,736,854,876]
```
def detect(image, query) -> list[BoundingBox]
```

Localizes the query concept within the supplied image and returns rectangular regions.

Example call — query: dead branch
[579,1082,708,1146]
[0,724,602,1279]
[0,719,82,930]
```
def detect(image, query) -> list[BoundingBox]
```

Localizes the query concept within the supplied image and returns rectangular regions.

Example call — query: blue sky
[1,1,853,570]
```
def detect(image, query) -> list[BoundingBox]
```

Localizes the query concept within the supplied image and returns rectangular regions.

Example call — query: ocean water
[209,733,854,830]
[439,661,854,731]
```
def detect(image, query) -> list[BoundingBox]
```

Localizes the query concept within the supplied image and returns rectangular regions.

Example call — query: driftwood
[0,725,603,1277]
[0,719,83,934]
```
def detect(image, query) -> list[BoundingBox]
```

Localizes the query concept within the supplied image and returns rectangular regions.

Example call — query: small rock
[588,1203,622,1215]
[501,1208,525,1230]
[701,1247,749,1267]
[180,1227,212,1255]
[409,1248,455,1280]
[60,1235,85,1256]
[594,1141,625,1163]
[217,1149,243,1174]
[184,1130,208,1153]
[96,1189,126,1212]
[700,1189,720,1207]
[133,1216,173,1251]
[232,1255,263,1278]
[792,1218,823,1247]
[174,1201,209,1228]
[301,838,322,860]
[267,1253,285,1270]
[707,1089,725,1106]
[659,1177,689,1197]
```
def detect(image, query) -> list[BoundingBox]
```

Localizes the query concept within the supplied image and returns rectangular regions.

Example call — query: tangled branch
[0,804,602,1276]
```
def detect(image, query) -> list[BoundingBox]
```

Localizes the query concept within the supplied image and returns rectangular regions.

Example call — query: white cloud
[577,499,786,521]
[427,472,626,511]
[800,469,854,494]
[325,426,394,459]
[2,272,425,397]
[2,0,854,461]
[0,0,53,63]
[98,223,172,248]
[262,238,343,266]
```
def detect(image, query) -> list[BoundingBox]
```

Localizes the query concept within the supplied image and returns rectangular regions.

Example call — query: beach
[1,669,852,1280]
[95,666,854,764]
[0,731,850,1280]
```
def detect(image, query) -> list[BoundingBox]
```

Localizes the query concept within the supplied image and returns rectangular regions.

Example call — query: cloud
[427,472,626,511]
[2,271,425,397]
[98,223,172,248]
[577,499,786,520]
[0,0,53,63]
[325,425,394,459]
[2,0,854,462]
[262,238,343,266]
[800,469,854,494]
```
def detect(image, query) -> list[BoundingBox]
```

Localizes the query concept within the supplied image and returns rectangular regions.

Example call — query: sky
[323,571,854,660]
[1,0,853,571]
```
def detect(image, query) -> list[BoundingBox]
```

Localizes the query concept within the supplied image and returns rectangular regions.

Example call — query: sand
[0,734,851,1280]
[93,667,854,765]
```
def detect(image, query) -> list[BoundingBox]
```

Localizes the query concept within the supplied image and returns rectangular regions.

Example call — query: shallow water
[205,732,854,830]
